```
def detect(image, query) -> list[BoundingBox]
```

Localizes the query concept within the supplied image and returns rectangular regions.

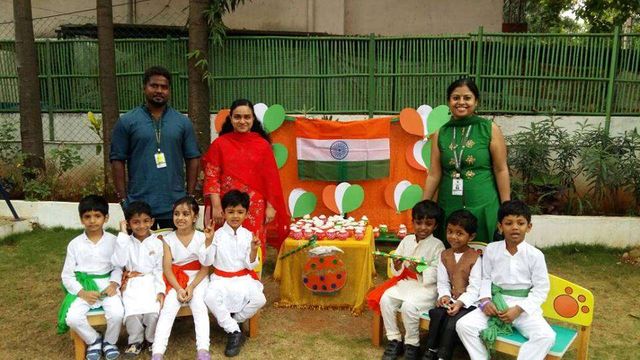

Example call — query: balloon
[254,103,268,123]
[426,105,450,135]
[263,104,286,133]
[272,143,288,169]
[214,109,230,134]
[322,182,365,215]
[405,139,431,171]
[384,180,424,213]
[288,188,317,218]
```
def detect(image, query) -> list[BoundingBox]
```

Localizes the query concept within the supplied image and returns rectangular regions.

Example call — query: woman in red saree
[202,99,289,257]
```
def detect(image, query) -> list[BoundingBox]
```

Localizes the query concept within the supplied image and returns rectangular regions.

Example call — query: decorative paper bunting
[405,139,431,171]
[272,143,288,169]
[214,109,230,133]
[254,103,268,123]
[384,180,424,213]
[426,105,450,135]
[263,104,286,133]
[288,188,317,218]
[322,182,365,215]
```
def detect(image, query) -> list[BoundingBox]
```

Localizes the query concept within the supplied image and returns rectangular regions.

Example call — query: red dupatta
[202,132,289,249]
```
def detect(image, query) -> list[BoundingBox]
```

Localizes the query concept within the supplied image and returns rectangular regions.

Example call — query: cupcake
[354,228,365,240]
[292,229,304,240]
[303,228,314,240]
[326,229,336,240]
[373,227,380,238]
[337,229,349,240]
[379,224,388,233]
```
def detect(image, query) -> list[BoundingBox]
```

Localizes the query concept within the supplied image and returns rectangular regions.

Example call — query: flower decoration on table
[303,246,347,295]
[372,250,430,273]
[384,180,424,213]
[322,182,365,216]
[288,214,369,241]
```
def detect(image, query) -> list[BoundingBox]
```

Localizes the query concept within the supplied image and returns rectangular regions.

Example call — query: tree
[525,0,640,33]
[13,0,45,171]
[96,0,119,197]
[187,0,247,150]
[576,0,640,32]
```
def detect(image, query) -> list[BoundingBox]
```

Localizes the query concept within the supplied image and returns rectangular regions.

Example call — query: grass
[0,229,639,359]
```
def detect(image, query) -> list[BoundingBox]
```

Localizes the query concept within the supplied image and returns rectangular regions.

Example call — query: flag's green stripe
[297,160,389,181]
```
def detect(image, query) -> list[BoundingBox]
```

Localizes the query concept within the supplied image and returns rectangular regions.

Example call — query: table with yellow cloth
[273,226,375,314]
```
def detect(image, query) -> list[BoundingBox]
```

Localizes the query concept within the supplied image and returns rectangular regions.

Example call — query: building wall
[0,0,501,38]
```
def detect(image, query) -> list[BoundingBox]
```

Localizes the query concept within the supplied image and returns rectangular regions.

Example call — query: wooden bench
[70,306,260,360]
[69,231,263,360]
[371,244,595,360]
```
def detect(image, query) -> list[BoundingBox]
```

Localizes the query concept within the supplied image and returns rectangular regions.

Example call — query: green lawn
[0,228,638,359]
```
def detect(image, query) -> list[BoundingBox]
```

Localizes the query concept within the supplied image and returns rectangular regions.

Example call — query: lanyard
[152,117,162,153]
[451,125,472,176]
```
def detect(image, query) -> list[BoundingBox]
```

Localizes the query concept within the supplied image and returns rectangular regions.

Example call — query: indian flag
[296,118,390,181]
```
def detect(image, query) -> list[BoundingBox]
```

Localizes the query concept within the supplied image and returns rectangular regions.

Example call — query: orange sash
[120,271,143,292]
[366,268,418,314]
[163,260,202,294]
[213,268,260,281]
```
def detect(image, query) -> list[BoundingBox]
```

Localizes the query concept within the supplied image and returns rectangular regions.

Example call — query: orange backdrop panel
[271,118,428,231]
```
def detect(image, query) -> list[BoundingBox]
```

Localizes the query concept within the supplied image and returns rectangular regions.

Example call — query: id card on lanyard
[451,125,472,197]
[153,117,166,169]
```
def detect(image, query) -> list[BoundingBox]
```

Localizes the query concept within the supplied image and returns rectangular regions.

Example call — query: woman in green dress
[424,78,510,244]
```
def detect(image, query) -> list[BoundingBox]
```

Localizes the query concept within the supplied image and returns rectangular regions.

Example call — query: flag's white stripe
[296,138,390,161]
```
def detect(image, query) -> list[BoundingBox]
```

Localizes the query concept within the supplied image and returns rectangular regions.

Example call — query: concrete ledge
[0,217,36,239]
[1,200,638,248]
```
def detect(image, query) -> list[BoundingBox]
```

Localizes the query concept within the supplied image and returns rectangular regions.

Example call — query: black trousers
[424,305,476,360]
[153,218,176,230]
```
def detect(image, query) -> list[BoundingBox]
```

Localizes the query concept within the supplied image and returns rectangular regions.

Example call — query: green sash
[480,283,531,354]
[56,271,111,334]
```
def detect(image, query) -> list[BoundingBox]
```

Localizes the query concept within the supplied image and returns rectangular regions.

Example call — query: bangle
[479,299,491,310]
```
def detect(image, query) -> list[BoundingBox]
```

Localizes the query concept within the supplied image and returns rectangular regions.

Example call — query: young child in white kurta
[57,195,123,360]
[202,190,265,358]
[111,201,165,356]
[456,200,555,360]
[152,197,211,360]
[372,200,445,360]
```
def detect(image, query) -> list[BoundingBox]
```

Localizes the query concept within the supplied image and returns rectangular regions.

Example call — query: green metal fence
[0,28,639,117]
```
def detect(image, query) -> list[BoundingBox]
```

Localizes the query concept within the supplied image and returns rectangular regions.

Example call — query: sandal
[85,333,103,360]
[103,341,120,360]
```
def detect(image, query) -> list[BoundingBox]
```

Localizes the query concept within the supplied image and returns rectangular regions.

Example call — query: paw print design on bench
[554,286,591,319]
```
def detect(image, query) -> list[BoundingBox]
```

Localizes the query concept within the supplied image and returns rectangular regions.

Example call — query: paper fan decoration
[263,104,286,133]
[405,139,431,171]
[272,143,288,169]
[288,188,317,218]
[214,109,230,133]
[426,105,450,135]
[254,103,268,123]
[322,182,365,215]
[384,180,424,213]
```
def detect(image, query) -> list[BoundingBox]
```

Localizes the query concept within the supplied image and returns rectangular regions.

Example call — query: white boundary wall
[2,200,639,248]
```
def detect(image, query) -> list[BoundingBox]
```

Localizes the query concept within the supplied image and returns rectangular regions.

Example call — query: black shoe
[381,339,403,360]
[224,331,246,357]
[422,349,437,360]
[404,344,420,360]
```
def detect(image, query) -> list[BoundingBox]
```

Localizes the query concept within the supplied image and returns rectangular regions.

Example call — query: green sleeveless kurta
[436,115,500,244]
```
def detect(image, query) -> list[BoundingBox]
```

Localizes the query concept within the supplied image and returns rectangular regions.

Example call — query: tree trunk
[97,0,119,198]
[188,0,212,151]
[13,0,44,171]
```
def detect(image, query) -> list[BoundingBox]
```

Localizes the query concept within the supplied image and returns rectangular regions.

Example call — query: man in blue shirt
[110,66,201,229]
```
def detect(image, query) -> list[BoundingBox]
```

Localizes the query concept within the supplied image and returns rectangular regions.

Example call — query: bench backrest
[542,274,594,327]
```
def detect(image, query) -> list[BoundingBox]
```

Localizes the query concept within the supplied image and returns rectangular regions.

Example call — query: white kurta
[61,231,124,345]
[201,223,265,333]
[201,223,262,313]
[380,234,445,346]
[385,234,445,308]
[153,230,210,354]
[456,240,555,360]
[111,232,165,317]
[436,252,482,308]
